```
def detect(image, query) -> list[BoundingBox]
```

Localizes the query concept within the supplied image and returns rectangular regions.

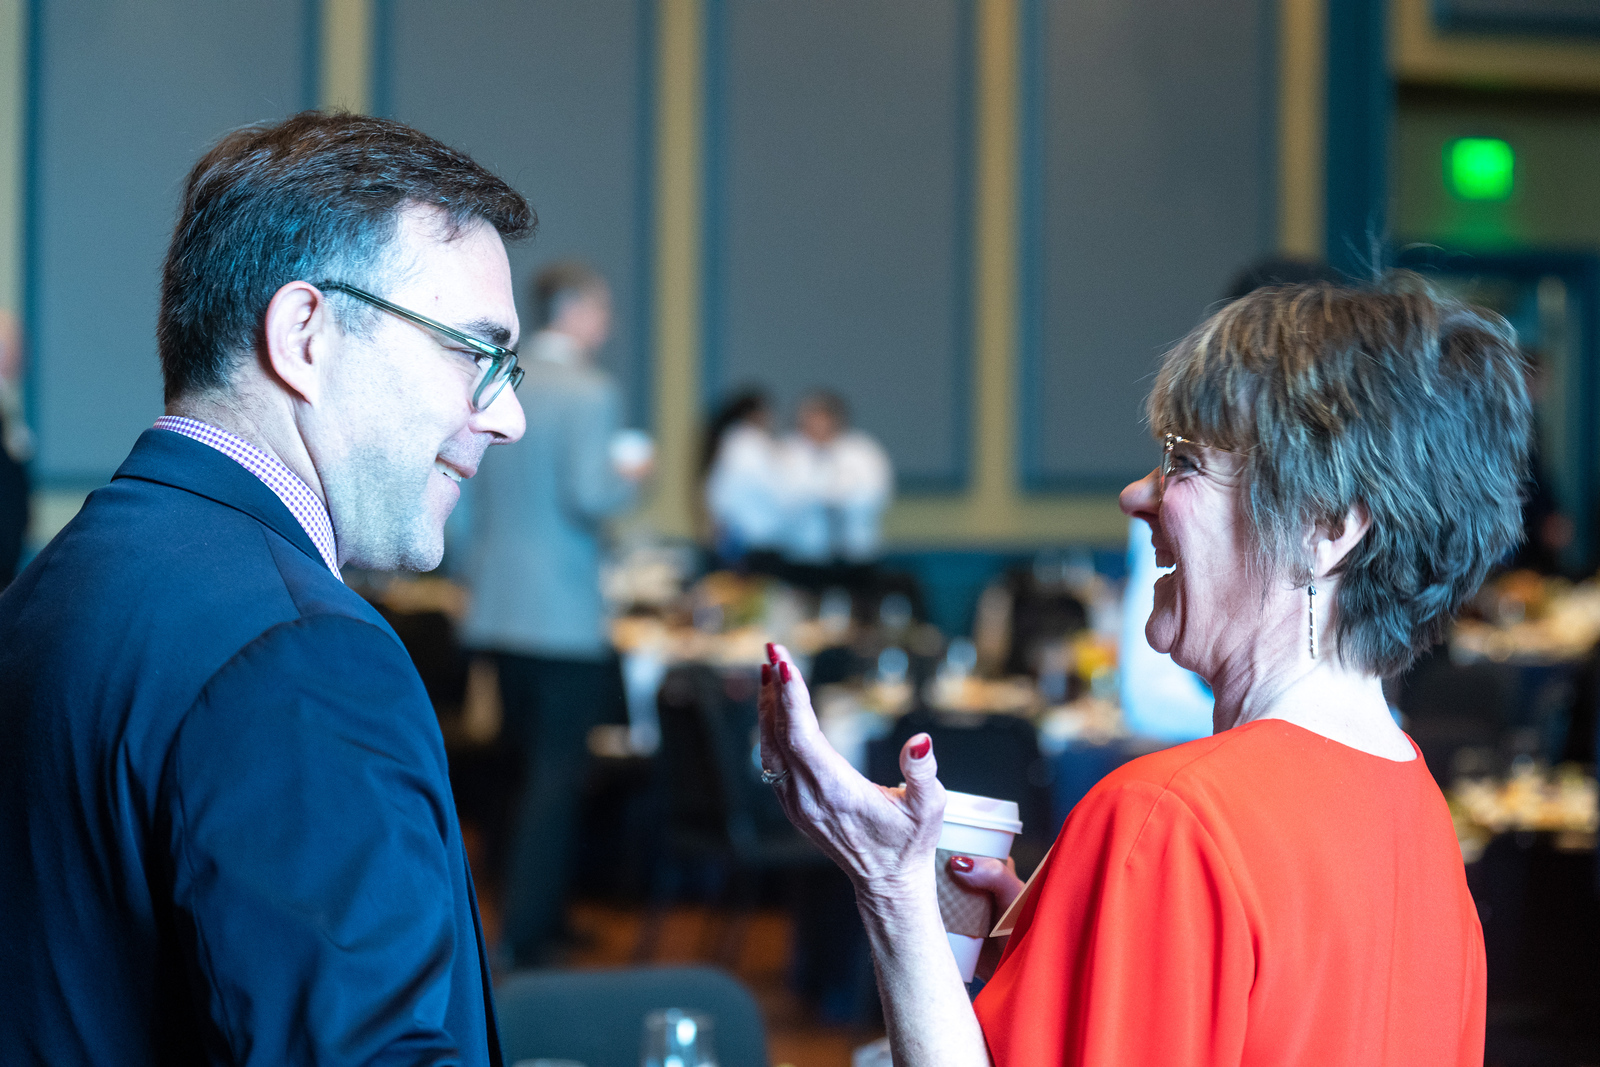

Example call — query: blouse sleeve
[973,779,1255,1067]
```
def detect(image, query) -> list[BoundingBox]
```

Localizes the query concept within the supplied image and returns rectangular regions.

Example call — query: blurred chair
[1559,642,1600,767]
[969,566,1088,681]
[1048,739,1143,833]
[496,965,768,1067]
[808,644,867,688]
[1003,580,1087,679]
[1398,646,1576,784]
[639,665,829,962]
[375,605,520,888]
[1469,832,1600,1064]
[373,605,470,717]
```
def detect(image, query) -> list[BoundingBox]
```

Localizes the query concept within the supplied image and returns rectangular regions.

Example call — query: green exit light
[1447,138,1515,200]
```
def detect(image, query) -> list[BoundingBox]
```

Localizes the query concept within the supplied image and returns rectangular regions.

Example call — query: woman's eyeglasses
[1159,433,1242,501]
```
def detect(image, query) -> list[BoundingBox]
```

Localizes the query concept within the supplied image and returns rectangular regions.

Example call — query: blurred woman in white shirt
[779,391,893,563]
[705,389,790,561]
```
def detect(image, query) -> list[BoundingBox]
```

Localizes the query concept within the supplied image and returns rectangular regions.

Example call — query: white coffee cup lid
[942,789,1022,835]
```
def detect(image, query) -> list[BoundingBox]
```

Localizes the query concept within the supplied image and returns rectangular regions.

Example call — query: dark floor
[466,823,881,1067]
[564,901,879,1067]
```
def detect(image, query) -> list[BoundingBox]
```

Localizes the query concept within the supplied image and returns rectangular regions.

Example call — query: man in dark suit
[0,112,531,1065]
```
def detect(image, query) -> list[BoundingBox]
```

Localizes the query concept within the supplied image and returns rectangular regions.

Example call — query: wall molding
[876,0,1129,547]
[0,0,25,319]
[319,0,372,113]
[640,0,704,540]
[20,0,324,544]
[19,0,39,463]
[698,0,976,494]
[1015,0,1049,496]
[368,0,654,437]
[1279,0,1326,257]
[1395,0,1600,91]
[628,0,657,437]
[1325,0,1390,276]
[1014,0,1283,497]
[5,0,1380,552]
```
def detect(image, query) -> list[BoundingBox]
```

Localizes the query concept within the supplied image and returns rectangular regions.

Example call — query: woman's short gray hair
[1148,275,1532,676]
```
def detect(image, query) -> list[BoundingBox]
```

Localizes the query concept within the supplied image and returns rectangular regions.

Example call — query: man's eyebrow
[456,318,514,349]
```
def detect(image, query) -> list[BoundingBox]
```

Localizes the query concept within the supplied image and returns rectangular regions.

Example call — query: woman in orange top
[757,279,1530,1066]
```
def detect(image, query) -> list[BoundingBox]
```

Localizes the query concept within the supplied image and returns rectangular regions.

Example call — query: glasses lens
[475,373,504,411]
[473,358,518,411]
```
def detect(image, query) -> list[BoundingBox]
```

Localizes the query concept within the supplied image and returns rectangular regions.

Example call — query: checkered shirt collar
[153,416,341,578]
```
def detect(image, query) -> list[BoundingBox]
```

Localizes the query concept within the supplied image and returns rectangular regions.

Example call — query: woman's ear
[1315,501,1372,578]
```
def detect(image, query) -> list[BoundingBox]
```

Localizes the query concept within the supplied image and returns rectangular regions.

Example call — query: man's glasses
[319,282,524,411]
[1159,433,1242,502]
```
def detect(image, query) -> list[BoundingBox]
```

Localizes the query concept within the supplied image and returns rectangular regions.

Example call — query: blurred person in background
[759,278,1527,1066]
[779,389,892,564]
[462,260,649,967]
[0,111,531,1066]
[703,386,788,565]
[0,311,31,587]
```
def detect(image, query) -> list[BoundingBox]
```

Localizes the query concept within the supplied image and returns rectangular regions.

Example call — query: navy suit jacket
[0,429,502,1066]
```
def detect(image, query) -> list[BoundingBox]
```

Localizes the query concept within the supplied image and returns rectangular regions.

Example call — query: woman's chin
[1146,572,1180,654]
[1145,613,1178,656]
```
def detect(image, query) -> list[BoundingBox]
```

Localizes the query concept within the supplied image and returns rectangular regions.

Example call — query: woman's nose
[1120,470,1158,521]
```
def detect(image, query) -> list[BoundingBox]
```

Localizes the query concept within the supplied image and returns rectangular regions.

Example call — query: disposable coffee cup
[935,789,1022,982]
[610,429,655,471]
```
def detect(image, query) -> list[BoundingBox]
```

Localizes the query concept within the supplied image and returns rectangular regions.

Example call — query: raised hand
[758,642,946,899]
[760,643,996,1066]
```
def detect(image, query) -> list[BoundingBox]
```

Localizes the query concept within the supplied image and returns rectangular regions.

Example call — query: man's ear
[262,281,335,406]
[1314,501,1372,578]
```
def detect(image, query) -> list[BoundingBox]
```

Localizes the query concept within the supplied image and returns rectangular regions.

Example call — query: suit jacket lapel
[114,429,328,574]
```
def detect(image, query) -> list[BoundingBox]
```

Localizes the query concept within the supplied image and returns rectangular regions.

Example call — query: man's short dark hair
[158,110,535,403]
[531,261,606,330]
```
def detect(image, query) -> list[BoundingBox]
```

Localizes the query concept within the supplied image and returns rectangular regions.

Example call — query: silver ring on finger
[760,767,790,786]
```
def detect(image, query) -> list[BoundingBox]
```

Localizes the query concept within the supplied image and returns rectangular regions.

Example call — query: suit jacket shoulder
[163,613,473,1065]
[0,429,497,1067]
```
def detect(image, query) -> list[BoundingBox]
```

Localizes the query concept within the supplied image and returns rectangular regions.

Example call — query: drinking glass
[641,1009,717,1067]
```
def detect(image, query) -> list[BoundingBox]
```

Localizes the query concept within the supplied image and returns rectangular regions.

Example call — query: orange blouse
[973,719,1485,1066]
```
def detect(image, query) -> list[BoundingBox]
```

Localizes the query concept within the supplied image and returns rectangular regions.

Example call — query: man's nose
[475,387,526,444]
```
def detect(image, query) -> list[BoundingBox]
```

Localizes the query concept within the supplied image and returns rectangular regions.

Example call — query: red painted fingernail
[761,663,771,685]
[909,736,931,760]
[779,661,791,683]
[766,642,777,663]
[950,855,974,873]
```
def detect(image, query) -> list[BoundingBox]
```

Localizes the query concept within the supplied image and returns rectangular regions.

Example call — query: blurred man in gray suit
[462,262,649,965]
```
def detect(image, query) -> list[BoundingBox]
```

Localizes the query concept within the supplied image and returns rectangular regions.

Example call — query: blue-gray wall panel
[706,0,971,490]
[28,0,314,484]
[1021,0,1275,490]
[381,0,651,428]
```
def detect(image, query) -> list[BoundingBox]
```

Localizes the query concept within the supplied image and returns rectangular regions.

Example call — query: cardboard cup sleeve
[934,848,995,938]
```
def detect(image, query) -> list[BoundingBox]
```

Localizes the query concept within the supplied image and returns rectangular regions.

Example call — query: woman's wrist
[855,865,944,942]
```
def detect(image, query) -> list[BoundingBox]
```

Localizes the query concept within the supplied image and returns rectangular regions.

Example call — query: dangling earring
[1307,583,1317,660]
